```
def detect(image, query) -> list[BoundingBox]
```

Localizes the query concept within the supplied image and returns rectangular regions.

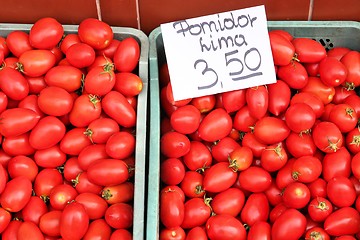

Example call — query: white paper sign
[161,5,276,101]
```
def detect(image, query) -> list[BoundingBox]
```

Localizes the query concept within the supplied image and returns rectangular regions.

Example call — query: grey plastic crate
[0,23,149,240]
[147,21,360,240]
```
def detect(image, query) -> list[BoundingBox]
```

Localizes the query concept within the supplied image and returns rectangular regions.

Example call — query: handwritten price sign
[161,5,276,101]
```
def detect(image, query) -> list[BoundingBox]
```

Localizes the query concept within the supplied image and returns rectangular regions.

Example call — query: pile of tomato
[0,17,143,239]
[158,29,360,239]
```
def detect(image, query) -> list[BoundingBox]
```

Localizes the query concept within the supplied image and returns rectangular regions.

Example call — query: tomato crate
[0,23,148,240]
[147,20,360,239]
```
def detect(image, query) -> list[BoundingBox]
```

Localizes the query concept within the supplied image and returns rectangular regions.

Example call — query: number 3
[194,59,221,90]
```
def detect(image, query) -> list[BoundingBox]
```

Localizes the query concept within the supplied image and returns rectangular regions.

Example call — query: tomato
[277,61,309,89]
[190,95,216,113]
[60,202,89,240]
[336,236,357,240]
[84,65,115,96]
[160,131,190,158]
[8,155,38,182]
[165,82,192,107]
[301,76,335,104]
[105,131,135,159]
[292,155,322,183]
[241,133,266,158]
[102,182,134,204]
[180,171,204,198]
[75,192,108,220]
[29,116,66,150]
[0,37,9,58]
[305,227,330,240]
[329,103,357,133]
[59,128,92,156]
[292,38,326,63]
[1,176,32,212]
[290,92,324,118]
[96,38,120,59]
[276,159,296,189]
[34,168,63,200]
[246,85,268,119]
[304,62,320,76]
[0,91,7,114]
[17,221,44,240]
[0,67,29,100]
[102,91,136,127]
[238,166,272,192]
[85,118,119,144]
[248,221,271,240]
[186,226,207,240]
[253,117,290,145]
[78,18,113,50]
[0,108,40,138]
[160,187,185,229]
[268,31,295,66]
[83,219,111,240]
[73,172,103,194]
[198,108,232,142]
[28,17,63,49]
[221,89,246,113]
[2,220,22,240]
[226,146,252,172]
[2,132,35,156]
[322,147,351,181]
[343,94,360,119]
[160,227,186,240]
[271,208,306,240]
[319,57,348,86]
[49,184,78,210]
[308,178,327,198]
[308,197,333,222]
[60,34,81,54]
[114,37,140,72]
[206,214,246,240]
[6,31,33,57]
[312,121,343,153]
[211,188,245,216]
[21,196,48,225]
[285,132,317,158]
[285,103,316,133]
[160,158,185,185]
[333,86,356,104]
[25,76,46,95]
[341,50,360,88]
[87,159,128,186]
[327,47,351,60]
[183,141,212,171]
[241,193,269,226]
[104,202,133,229]
[18,95,45,118]
[327,176,356,207]
[181,197,211,229]
[66,42,96,68]
[113,72,143,98]
[45,65,83,92]
[267,80,291,116]
[170,105,201,134]
[233,106,257,133]
[324,207,360,236]
[0,207,11,234]
[282,182,310,209]
[17,49,56,77]
[37,86,74,116]
[203,162,238,193]
[69,94,101,127]
[77,144,108,171]
[0,163,7,194]
[40,212,62,239]
[260,143,287,172]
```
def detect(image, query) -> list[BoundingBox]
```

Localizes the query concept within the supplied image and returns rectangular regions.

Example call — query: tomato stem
[101,189,113,200]
[83,128,94,143]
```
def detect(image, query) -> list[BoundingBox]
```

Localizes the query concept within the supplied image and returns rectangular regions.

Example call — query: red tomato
[96,39,121,59]
[0,67,29,100]
[0,36,9,57]
[322,147,351,181]
[2,133,35,156]
[292,38,326,63]
[190,95,216,113]
[290,92,324,118]
[18,95,45,118]
[73,172,103,194]
[260,143,287,172]
[87,159,129,186]
[319,57,348,86]
[21,196,48,225]
[268,31,295,66]
[78,18,113,50]
[49,184,78,210]
[66,42,96,68]
[160,158,185,185]
[277,61,309,89]
[241,193,269,226]
[160,227,186,240]
[203,162,238,193]
[308,178,327,198]
[0,164,7,194]
[327,47,351,60]
[305,227,330,240]
[248,221,271,240]
[292,155,322,183]
[233,106,257,133]
[327,176,356,207]
[276,159,296,189]
[324,207,360,236]
[29,17,63,49]
[228,146,253,171]
[170,105,201,134]
[238,166,272,192]
[308,197,333,222]
[83,219,111,240]
[206,214,246,240]
[84,65,115,96]
[7,155,38,182]
[0,176,32,212]
[221,89,246,113]
[241,133,266,158]
[267,80,291,116]
[38,86,74,116]
[29,116,66,150]
[211,137,241,162]
[44,65,83,92]
[60,127,92,155]
[198,108,232,142]
[85,117,119,144]
[180,171,205,198]
[264,180,283,206]
[60,33,81,54]
[328,103,357,133]
[17,221,44,240]
[0,207,11,234]
[301,76,335,104]
[26,76,47,94]
[186,226,207,240]
[60,202,89,240]
[269,202,288,223]
[77,144,108,171]
[282,182,311,209]
[114,37,140,72]
[18,49,56,77]
[6,31,33,57]
[312,121,343,153]
[34,168,63,199]
[0,91,8,114]
[343,94,360,119]
[271,209,306,240]
[1,220,22,240]
[253,117,290,145]
[105,131,135,159]
[246,85,268,119]
[63,157,82,182]
[102,91,136,127]
[181,197,211,229]
[105,203,133,229]
[304,62,320,76]
[341,50,360,88]
[0,108,39,138]
[285,103,316,133]
[285,132,317,158]
[211,188,245,216]
[333,86,356,104]
[160,131,190,158]
[75,192,108,220]
[165,82,192,107]
[101,182,134,204]
[114,72,143,97]
[69,94,102,127]
[183,141,212,171]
